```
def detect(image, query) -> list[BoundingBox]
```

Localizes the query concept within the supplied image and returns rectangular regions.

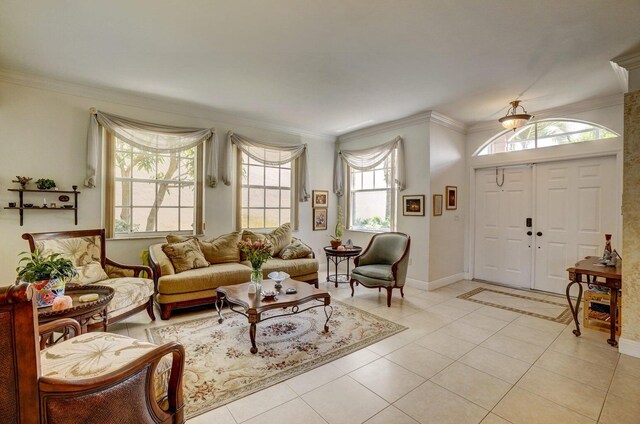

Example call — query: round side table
[324,246,362,287]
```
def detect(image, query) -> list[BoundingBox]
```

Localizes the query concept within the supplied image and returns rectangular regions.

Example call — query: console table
[566,256,621,347]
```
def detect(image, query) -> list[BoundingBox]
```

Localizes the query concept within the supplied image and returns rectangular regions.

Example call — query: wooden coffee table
[215,279,332,354]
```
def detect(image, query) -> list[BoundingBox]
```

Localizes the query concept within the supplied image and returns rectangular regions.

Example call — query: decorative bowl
[261,290,277,300]
[62,205,74,209]
[23,203,34,208]
[268,271,289,289]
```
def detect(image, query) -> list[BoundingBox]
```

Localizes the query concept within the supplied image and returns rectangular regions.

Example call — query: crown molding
[0,68,336,142]
[338,110,466,143]
[612,51,640,71]
[467,93,624,134]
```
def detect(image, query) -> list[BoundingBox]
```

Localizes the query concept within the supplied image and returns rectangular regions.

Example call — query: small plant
[12,176,32,188]
[16,250,76,283]
[35,178,57,190]
[330,206,344,241]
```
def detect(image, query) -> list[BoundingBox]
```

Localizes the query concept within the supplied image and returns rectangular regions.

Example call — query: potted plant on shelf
[330,206,344,249]
[35,178,56,190]
[16,250,76,307]
[12,176,32,189]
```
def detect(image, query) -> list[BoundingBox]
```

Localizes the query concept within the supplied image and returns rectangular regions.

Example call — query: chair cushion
[36,236,102,267]
[90,277,154,313]
[71,261,109,285]
[162,238,209,273]
[352,264,394,281]
[40,332,171,402]
[260,257,319,277]
[157,263,252,295]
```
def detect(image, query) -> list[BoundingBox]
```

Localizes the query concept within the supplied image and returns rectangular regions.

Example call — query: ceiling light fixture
[499,100,533,131]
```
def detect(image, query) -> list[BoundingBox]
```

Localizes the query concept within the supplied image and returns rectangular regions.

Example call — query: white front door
[474,166,533,288]
[533,156,618,294]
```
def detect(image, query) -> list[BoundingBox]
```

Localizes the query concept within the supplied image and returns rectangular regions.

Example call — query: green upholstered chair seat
[352,264,394,281]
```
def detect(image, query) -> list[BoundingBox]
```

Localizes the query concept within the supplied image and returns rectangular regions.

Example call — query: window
[107,135,203,238]
[348,155,395,232]
[238,150,295,230]
[477,119,619,156]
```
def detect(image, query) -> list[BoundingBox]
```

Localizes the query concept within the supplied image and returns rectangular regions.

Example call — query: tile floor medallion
[457,287,573,324]
[147,299,406,419]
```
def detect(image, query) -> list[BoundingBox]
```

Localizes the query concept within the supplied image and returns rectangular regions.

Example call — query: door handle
[537,231,543,236]
[527,231,532,236]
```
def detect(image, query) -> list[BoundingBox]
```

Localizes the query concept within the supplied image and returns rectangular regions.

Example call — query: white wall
[0,79,336,283]
[337,120,430,284]
[429,122,466,282]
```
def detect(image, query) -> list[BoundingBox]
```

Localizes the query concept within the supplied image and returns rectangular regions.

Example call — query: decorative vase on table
[16,250,76,308]
[238,238,272,295]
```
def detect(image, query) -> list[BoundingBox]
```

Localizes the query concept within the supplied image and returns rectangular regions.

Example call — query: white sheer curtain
[333,136,405,197]
[85,110,218,187]
[221,131,311,202]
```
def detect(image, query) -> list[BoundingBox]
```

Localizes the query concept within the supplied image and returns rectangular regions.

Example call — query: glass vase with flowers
[238,238,272,293]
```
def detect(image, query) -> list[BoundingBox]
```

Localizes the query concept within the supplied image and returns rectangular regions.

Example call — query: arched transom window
[477,119,619,156]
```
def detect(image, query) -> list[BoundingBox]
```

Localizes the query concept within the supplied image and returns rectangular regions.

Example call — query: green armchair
[349,232,411,307]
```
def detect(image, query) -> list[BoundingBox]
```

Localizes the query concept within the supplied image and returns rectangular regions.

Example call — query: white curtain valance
[221,132,310,202]
[85,110,218,188]
[333,136,405,197]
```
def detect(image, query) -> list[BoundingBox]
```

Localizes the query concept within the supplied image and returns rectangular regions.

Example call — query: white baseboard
[427,273,465,291]
[464,272,472,280]
[619,337,640,358]
[405,278,429,290]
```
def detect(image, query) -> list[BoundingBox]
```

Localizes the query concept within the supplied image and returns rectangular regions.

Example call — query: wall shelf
[5,188,80,226]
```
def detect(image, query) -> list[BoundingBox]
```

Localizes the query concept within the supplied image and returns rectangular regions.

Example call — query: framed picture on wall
[402,195,425,216]
[312,190,329,208]
[446,185,457,210]
[433,194,443,216]
[313,208,328,230]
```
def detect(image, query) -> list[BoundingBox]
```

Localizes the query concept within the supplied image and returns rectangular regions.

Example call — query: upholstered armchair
[0,283,185,424]
[350,232,411,307]
[22,229,155,330]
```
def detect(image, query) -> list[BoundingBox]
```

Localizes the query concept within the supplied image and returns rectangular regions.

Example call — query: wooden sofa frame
[22,229,156,330]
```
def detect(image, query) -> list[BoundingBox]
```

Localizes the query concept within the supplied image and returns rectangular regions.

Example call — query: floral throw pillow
[162,239,209,273]
[70,261,109,285]
[279,239,313,260]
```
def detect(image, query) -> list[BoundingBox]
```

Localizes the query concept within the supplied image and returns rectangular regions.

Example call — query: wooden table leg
[249,323,258,354]
[608,288,618,347]
[566,274,583,337]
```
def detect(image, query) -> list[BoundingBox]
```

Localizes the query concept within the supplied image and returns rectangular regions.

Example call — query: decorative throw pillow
[265,223,292,256]
[279,239,313,260]
[70,261,109,285]
[199,232,242,264]
[162,239,209,273]
[166,234,198,244]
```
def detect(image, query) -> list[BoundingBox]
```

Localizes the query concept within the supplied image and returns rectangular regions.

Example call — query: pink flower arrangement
[238,238,272,271]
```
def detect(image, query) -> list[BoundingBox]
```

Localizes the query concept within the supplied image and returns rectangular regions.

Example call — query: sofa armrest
[105,258,154,280]
[39,318,82,349]
[148,243,176,284]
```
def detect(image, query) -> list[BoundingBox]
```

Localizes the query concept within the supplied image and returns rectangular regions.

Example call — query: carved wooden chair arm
[105,257,154,280]
[39,318,82,349]
[39,341,186,423]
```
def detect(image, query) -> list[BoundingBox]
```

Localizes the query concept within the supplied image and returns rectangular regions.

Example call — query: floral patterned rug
[147,299,406,419]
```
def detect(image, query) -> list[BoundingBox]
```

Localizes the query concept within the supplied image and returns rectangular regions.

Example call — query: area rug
[147,299,406,419]
[457,287,573,324]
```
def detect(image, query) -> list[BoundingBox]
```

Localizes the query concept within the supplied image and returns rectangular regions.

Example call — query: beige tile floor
[115,275,639,424]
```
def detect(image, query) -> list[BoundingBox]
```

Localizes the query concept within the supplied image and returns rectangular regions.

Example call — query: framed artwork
[312,190,329,208]
[433,194,443,216]
[446,185,457,210]
[402,195,425,216]
[313,208,328,230]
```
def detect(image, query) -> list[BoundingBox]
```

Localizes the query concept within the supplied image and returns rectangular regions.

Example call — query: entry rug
[458,287,573,324]
[147,299,406,419]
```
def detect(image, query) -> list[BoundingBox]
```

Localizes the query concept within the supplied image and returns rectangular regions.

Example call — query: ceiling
[2,1,639,135]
